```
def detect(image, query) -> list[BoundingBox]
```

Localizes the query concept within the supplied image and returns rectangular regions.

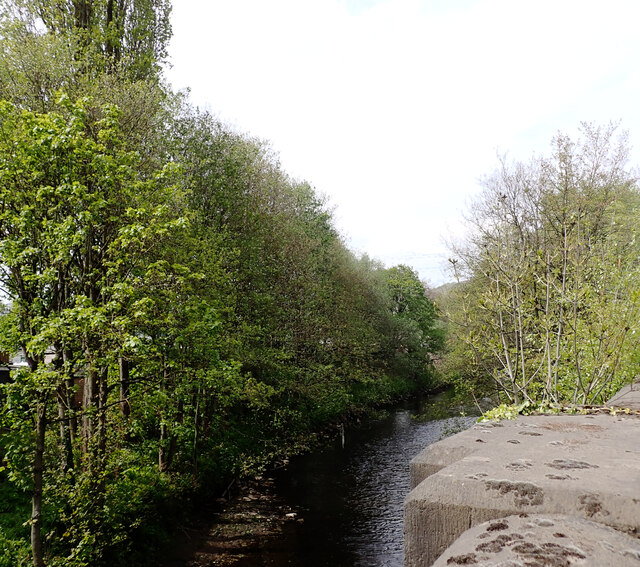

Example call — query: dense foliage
[0,2,442,565]
[440,123,640,406]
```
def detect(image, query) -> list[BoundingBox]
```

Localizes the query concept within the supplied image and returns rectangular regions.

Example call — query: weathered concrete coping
[432,514,640,566]
[404,412,640,566]
[608,381,640,411]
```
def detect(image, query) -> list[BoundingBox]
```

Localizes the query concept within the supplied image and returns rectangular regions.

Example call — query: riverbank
[405,383,640,566]
[162,477,301,567]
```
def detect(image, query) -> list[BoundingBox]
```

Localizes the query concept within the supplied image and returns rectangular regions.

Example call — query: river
[171,390,478,567]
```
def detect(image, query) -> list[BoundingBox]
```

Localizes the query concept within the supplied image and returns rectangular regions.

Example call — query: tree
[1,0,171,83]
[0,95,182,565]
[382,265,443,379]
[443,123,640,404]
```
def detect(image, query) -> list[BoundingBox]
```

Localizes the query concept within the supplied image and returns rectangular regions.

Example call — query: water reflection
[273,392,477,566]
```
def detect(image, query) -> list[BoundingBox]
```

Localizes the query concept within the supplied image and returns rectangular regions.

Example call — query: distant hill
[426,280,459,300]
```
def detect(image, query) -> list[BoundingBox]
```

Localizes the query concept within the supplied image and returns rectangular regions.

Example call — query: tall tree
[2,0,171,82]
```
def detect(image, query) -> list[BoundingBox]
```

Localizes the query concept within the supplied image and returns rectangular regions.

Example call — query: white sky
[166,0,640,286]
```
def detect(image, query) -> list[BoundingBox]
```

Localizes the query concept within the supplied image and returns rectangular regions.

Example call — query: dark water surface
[268,392,477,566]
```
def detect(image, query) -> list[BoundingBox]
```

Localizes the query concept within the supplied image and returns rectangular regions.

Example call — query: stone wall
[404,384,640,566]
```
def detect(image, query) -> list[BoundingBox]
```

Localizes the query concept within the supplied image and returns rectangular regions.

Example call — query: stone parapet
[432,514,640,566]
[404,411,640,566]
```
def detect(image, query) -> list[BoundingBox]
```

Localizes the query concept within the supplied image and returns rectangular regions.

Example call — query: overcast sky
[166,0,640,286]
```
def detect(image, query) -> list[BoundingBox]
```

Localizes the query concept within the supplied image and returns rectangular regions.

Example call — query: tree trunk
[82,366,98,456]
[53,349,74,473]
[94,367,109,505]
[73,0,92,29]
[32,400,47,567]
[105,0,121,67]
[119,356,130,418]
[57,387,74,473]
[158,359,175,472]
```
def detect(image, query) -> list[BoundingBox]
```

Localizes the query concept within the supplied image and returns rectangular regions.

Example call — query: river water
[171,390,478,567]
[267,391,478,567]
